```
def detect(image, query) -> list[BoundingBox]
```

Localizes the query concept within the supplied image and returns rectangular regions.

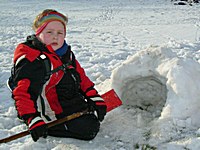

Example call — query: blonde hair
[32,9,68,32]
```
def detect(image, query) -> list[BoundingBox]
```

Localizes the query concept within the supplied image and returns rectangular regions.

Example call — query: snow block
[111,45,200,128]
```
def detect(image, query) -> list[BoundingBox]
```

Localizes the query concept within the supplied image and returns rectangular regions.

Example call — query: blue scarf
[55,40,68,56]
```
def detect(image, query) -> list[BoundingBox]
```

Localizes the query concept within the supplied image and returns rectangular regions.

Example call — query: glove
[27,116,48,142]
[88,97,107,122]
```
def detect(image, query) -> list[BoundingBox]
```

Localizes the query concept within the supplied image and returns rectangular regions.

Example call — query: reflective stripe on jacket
[12,35,100,123]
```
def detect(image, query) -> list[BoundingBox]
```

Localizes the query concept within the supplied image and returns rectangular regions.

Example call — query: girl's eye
[47,31,52,34]
[58,32,63,35]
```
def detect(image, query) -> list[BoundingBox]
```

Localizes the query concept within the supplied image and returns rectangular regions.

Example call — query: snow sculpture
[111,45,200,128]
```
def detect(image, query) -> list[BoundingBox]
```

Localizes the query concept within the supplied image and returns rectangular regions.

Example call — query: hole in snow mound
[121,76,167,118]
[112,45,200,128]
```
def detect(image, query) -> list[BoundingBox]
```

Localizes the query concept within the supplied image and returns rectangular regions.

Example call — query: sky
[0,0,200,149]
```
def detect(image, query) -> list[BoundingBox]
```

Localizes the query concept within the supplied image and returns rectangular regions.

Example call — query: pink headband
[35,12,66,35]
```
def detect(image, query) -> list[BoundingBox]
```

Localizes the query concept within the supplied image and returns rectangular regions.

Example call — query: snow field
[1,0,200,149]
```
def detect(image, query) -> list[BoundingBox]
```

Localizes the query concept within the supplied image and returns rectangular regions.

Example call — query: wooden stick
[0,109,88,144]
[0,89,122,144]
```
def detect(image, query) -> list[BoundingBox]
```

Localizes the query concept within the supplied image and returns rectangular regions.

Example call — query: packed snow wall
[111,45,200,128]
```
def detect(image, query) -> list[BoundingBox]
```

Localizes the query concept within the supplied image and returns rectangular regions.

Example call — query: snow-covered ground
[1,0,200,149]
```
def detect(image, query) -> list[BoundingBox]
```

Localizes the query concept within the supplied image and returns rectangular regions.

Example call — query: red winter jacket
[12,35,100,123]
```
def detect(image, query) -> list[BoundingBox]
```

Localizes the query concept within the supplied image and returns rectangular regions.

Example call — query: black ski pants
[48,114,100,140]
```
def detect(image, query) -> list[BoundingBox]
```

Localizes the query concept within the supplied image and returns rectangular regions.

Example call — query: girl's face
[37,21,65,51]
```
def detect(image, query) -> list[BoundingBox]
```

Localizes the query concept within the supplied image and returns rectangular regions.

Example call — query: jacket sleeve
[75,60,101,98]
[12,58,46,120]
